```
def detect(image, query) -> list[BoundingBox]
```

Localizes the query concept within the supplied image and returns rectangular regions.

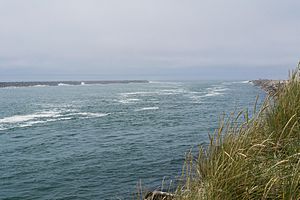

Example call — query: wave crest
[0,110,109,131]
[135,107,159,111]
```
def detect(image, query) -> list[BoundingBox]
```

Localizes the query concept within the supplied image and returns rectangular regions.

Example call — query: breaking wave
[0,111,61,124]
[134,107,159,111]
[118,98,141,104]
[0,110,109,131]
[222,81,250,85]
[75,112,110,118]
[58,83,71,86]
[202,86,229,97]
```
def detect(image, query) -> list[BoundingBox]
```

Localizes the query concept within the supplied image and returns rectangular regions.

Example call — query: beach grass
[173,66,300,199]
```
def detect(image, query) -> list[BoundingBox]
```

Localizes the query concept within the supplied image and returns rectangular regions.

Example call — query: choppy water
[0,81,264,199]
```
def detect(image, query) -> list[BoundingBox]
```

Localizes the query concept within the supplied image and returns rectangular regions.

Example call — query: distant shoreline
[0,80,149,88]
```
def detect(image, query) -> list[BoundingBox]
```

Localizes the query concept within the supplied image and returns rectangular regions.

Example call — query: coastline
[0,80,149,88]
[144,74,300,199]
[250,79,287,94]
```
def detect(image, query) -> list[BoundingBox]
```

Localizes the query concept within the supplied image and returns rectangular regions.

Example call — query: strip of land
[0,80,149,88]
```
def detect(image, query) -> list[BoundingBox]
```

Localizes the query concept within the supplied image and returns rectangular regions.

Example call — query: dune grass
[174,67,300,199]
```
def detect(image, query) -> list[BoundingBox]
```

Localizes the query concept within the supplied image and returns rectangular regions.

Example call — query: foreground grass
[174,69,300,199]
[139,67,300,200]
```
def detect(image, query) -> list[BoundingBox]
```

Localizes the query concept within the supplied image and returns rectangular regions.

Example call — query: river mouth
[0,81,265,199]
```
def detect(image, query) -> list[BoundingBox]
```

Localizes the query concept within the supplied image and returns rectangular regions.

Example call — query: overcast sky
[0,0,299,81]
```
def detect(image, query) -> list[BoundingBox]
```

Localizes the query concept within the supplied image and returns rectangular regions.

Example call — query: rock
[251,79,287,95]
[144,191,174,200]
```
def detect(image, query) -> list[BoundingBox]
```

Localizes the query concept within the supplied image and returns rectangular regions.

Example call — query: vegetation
[173,66,300,199]
[140,66,300,200]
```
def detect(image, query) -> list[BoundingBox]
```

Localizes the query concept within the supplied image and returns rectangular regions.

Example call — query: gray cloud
[0,0,299,80]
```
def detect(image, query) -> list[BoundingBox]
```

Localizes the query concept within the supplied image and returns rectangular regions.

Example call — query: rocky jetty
[0,80,149,88]
[251,79,287,95]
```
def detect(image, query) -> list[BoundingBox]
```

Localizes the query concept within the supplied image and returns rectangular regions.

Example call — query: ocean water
[0,81,265,200]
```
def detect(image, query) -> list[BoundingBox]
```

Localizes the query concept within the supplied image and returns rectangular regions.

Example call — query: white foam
[221,82,232,85]
[118,98,140,104]
[16,118,64,128]
[1,86,19,89]
[149,81,182,85]
[58,83,71,86]
[76,112,110,118]
[189,91,204,94]
[18,120,47,128]
[241,81,250,84]
[224,81,250,84]
[58,117,73,120]
[212,87,229,92]
[187,94,202,103]
[39,103,76,110]
[32,85,48,87]
[160,89,180,92]
[148,81,159,84]
[135,107,159,111]
[158,89,187,95]
[202,86,229,97]
[232,80,249,84]
[0,110,110,131]
[121,91,155,96]
[0,111,60,124]
[1,118,61,130]
[204,92,223,97]
[120,88,187,97]
[0,107,111,131]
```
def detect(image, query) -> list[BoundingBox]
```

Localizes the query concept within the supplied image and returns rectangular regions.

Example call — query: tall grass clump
[175,66,300,199]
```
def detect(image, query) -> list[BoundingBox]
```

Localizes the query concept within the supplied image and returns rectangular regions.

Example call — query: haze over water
[0,81,264,199]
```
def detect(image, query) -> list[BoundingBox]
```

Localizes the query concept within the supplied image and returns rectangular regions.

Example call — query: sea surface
[0,81,265,200]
